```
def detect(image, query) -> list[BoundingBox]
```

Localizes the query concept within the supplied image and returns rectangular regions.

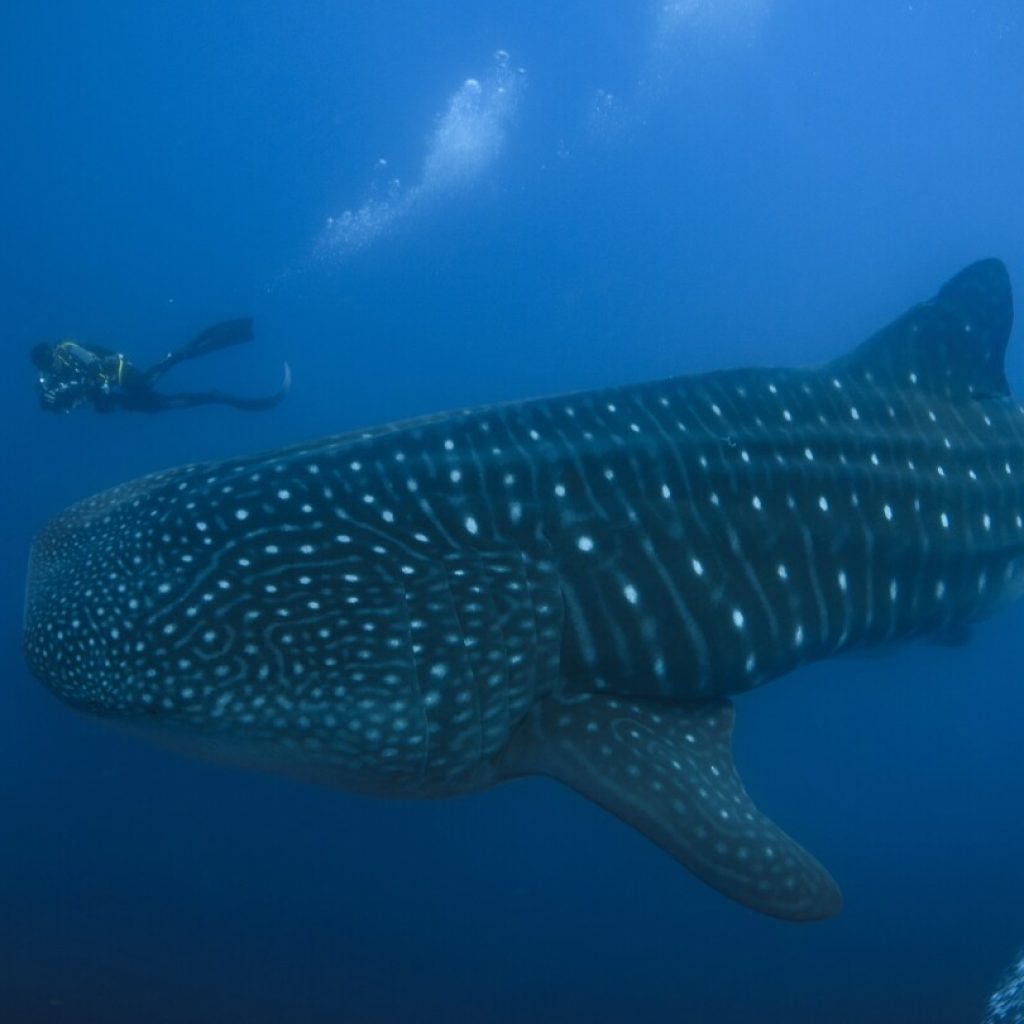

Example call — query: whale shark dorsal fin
[500,694,842,921]
[836,258,1014,399]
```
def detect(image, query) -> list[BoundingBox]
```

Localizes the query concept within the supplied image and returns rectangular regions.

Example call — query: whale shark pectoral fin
[500,693,842,921]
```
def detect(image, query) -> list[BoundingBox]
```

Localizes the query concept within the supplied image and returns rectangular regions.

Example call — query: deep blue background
[4,3,1024,1021]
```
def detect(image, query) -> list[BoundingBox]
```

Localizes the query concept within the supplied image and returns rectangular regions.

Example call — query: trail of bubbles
[315,51,524,260]
[587,0,773,143]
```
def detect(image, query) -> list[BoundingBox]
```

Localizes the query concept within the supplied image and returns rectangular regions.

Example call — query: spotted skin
[23,260,1022,920]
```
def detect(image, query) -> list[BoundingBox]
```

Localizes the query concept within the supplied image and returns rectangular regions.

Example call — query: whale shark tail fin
[500,693,842,922]
[837,258,1013,400]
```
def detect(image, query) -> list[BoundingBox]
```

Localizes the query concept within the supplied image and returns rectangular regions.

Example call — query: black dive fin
[183,317,255,358]
[836,258,1013,399]
[214,361,291,412]
[500,693,842,922]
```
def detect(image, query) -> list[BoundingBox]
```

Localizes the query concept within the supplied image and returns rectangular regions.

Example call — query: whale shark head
[21,453,462,792]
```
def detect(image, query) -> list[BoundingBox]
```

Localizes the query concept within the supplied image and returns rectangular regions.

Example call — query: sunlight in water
[654,0,772,49]
[587,0,773,143]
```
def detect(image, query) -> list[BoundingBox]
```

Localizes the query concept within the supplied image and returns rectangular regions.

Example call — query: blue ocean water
[4,2,1024,1021]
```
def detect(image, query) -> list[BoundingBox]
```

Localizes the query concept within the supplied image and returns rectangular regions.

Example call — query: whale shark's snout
[23,473,187,720]
[24,482,156,717]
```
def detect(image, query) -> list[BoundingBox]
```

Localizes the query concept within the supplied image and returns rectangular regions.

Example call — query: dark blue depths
[5,2,1024,1023]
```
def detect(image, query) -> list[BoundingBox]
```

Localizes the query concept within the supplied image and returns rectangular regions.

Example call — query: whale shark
[23,259,1022,921]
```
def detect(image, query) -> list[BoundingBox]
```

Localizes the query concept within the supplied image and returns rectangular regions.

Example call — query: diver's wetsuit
[34,319,289,414]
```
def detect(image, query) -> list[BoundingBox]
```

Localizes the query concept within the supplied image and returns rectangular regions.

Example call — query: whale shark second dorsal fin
[835,258,1014,399]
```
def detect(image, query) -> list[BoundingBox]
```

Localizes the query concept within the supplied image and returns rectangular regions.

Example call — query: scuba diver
[31,318,290,414]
